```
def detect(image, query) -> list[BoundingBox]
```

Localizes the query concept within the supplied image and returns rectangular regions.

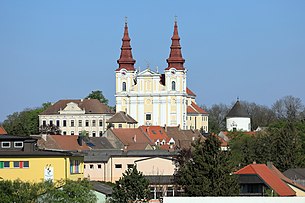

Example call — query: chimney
[77,135,83,146]
[164,124,167,132]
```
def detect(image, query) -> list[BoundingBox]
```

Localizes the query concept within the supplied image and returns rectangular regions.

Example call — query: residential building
[39,99,113,137]
[234,163,303,196]
[106,111,137,129]
[283,168,305,187]
[115,21,208,131]
[84,150,176,183]
[0,135,84,182]
[103,128,154,150]
[226,100,251,132]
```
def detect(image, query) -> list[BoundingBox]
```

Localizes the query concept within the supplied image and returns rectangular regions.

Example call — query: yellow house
[0,135,84,182]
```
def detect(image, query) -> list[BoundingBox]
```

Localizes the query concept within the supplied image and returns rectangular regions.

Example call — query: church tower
[115,21,136,113]
[114,20,208,131]
[164,20,187,128]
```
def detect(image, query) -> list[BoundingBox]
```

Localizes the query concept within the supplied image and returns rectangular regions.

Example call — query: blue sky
[1,0,305,122]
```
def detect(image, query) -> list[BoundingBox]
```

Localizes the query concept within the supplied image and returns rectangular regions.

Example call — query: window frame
[115,164,122,169]
[122,82,126,91]
[171,81,176,91]
[14,141,23,148]
[1,142,11,148]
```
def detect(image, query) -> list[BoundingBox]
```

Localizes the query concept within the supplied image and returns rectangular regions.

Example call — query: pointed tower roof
[165,20,185,70]
[116,21,136,71]
[226,100,250,118]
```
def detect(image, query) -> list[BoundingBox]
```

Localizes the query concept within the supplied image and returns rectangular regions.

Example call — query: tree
[41,179,97,203]
[207,103,230,133]
[272,95,304,121]
[86,90,109,105]
[39,124,61,135]
[175,135,239,196]
[111,166,150,203]
[2,102,51,136]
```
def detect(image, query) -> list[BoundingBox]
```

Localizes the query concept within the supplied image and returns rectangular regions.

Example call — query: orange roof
[140,126,169,143]
[37,135,90,151]
[0,126,7,135]
[111,128,154,147]
[235,164,296,196]
[187,102,208,114]
[186,87,196,96]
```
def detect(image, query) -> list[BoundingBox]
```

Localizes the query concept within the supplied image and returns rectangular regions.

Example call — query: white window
[172,81,176,91]
[1,142,10,148]
[122,82,126,91]
[14,142,23,148]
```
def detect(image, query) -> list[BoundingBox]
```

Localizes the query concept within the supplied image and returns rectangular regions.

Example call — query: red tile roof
[0,126,7,135]
[186,87,196,97]
[37,135,90,151]
[235,164,296,196]
[187,102,208,114]
[140,126,169,143]
[111,128,154,149]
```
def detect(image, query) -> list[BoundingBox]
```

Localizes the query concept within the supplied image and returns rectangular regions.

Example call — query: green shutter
[0,162,3,169]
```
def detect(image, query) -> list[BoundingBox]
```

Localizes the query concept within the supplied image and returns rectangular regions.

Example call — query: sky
[1,0,305,122]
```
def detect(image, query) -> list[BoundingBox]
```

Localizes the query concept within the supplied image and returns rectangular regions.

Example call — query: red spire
[165,20,185,70]
[116,22,136,71]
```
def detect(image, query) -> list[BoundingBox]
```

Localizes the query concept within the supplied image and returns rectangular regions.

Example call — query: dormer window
[172,81,176,91]
[122,82,126,91]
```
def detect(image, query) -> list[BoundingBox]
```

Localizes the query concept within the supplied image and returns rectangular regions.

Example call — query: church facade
[115,21,208,131]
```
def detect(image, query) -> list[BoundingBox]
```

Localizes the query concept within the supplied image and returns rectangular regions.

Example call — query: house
[268,164,305,196]
[0,135,84,182]
[90,181,113,203]
[106,111,137,129]
[283,168,305,187]
[114,21,208,131]
[39,98,113,137]
[35,134,91,151]
[235,163,296,196]
[165,126,203,149]
[103,128,154,150]
[139,126,173,147]
[84,150,177,183]
[226,100,251,132]
[0,126,7,135]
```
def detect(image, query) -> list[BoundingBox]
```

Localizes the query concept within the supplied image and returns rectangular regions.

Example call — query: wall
[163,197,305,203]
[0,156,84,182]
[226,117,251,132]
[85,156,175,183]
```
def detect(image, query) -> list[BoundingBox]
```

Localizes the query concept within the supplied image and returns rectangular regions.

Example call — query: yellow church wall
[0,156,84,183]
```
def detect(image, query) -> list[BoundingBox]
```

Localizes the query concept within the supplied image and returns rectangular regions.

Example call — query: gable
[59,102,85,115]
[137,68,160,77]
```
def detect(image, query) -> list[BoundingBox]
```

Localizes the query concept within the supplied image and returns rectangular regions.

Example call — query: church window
[92,120,96,127]
[56,120,60,127]
[85,120,89,127]
[122,82,126,91]
[78,120,82,127]
[99,120,103,127]
[63,120,67,127]
[71,120,74,127]
[172,81,176,91]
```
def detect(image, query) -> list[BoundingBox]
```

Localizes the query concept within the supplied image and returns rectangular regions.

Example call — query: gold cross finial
[125,16,128,24]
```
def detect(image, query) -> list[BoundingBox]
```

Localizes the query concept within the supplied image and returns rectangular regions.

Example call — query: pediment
[137,68,160,77]
[59,102,85,114]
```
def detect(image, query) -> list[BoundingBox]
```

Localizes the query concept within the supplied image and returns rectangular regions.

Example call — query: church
[115,20,208,131]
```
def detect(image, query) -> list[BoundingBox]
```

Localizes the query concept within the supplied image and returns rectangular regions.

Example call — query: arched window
[171,81,176,91]
[122,82,126,91]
